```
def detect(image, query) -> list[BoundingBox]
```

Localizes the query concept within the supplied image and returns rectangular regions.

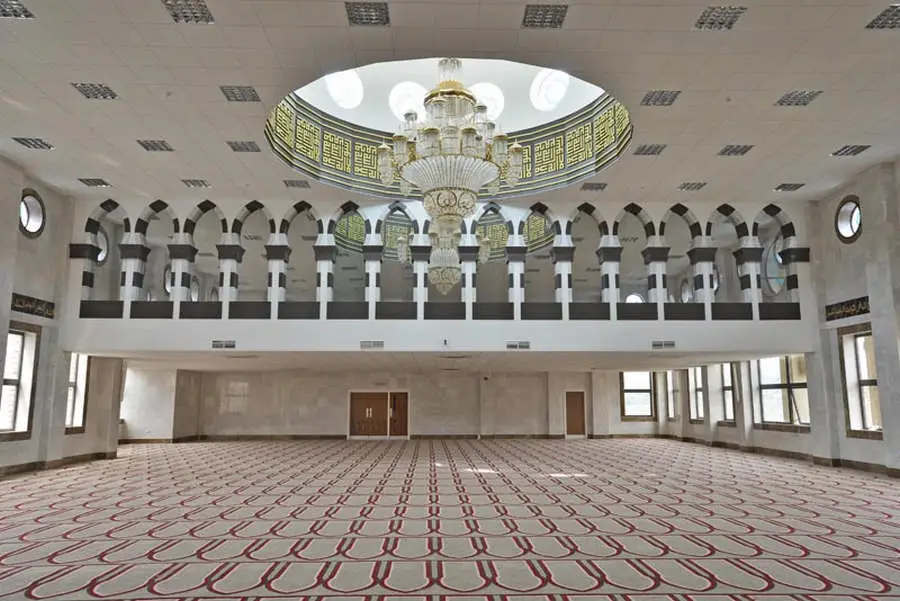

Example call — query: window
[0,323,39,438]
[839,326,881,433]
[66,353,89,432]
[688,366,704,421]
[835,196,861,243]
[96,226,110,264]
[757,354,809,425]
[624,293,645,303]
[721,363,735,421]
[19,190,46,237]
[621,371,654,419]
[665,370,678,420]
[762,235,785,295]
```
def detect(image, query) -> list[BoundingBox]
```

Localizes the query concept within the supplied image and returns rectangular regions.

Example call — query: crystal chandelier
[377,58,524,295]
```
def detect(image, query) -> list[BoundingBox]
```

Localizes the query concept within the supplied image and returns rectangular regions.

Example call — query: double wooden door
[565,391,586,436]
[349,392,408,437]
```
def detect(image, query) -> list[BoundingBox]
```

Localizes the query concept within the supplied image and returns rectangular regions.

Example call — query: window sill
[620,415,656,422]
[753,423,810,434]
[717,420,737,427]
[846,429,883,441]
[688,419,705,425]
[64,426,86,435]
[0,430,32,442]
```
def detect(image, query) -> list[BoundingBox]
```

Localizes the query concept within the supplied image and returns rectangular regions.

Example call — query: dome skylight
[470,82,505,120]
[324,69,364,109]
[530,69,571,112]
[388,81,428,122]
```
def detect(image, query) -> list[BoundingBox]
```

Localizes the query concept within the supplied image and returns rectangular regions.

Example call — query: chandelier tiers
[376,58,524,295]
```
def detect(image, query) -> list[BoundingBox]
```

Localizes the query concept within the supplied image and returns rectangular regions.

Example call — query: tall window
[688,366,704,421]
[721,363,735,421]
[665,370,678,420]
[757,354,809,425]
[1,324,39,437]
[66,353,89,432]
[621,371,654,419]
[839,327,881,432]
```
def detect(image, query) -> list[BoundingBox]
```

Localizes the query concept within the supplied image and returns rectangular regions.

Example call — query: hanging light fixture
[378,58,523,295]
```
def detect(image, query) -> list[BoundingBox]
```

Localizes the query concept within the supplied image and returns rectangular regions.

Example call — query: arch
[705,203,750,240]
[80,199,131,302]
[567,203,609,236]
[280,201,322,234]
[659,203,702,241]
[374,201,420,235]
[84,198,130,242]
[135,199,179,236]
[183,200,228,236]
[232,200,276,235]
[326,201,372,235]
[752,203,796,241]
[612,203,655,239]
[477,202,514,235]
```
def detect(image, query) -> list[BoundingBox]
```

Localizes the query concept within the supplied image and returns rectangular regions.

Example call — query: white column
[458,238,479,320]
[313,238,336,320]
[265,239,291,318]
[118,233,148,317]
[363,241,383,320]
[597,243,622,319]
[551,245,574,320]
[735,240,763,318]
[687,245,717,318]
[0,160,23,395]
[506,242,525,320]
[642,245,669,308]
[167,235,195,315]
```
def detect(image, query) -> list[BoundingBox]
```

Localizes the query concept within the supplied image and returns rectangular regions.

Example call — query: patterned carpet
[0,439,898,600]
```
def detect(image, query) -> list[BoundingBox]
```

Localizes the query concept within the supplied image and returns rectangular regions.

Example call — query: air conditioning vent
[506,341,531,350]
[360,340,385,349]
[651,340,676,350]
[211,339,236,349]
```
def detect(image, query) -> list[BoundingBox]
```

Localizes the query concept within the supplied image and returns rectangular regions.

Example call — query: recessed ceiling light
[775,90,822,106]
[161,0,213,24]
[227,140,261,152]
[866,4,900,29]
[79,178,111,187]
[137,139,174,152]
[345,2,390,26]
[0,0,34,18]
[12,137,53,150]
[832,145,870,157]
[580,182,607,191]
[679,182,707,191]
[695,6,747,30]
[284,179,311,189]
[220,85,260,102]
[71,83,118,100]
[775,183,805,191]
[522,4,569,28]
[470,82,505,120]
[634,144,666,156]
[182,179,210,188]
[389,81,428,121]
[718,144,754,156]
[530,69,570,112]
[324,69,364,110]
[641,90,681,106]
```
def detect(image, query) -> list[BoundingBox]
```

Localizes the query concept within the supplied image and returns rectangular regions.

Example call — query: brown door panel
[565,391,586,436]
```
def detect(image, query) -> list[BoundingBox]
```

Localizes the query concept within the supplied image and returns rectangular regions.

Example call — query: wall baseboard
[197,434,347,441]
[119,438,173,444]
[411,434,478,440]
[0,451,116,479]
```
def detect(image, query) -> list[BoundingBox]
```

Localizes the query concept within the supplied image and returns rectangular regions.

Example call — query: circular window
[470,82,505,120]
[324,68,363,110]
[388,81,427,122]
[190,277,200,302]
[19,191,45,237]
[763,235,786,295]
[529,69,570,112]
[163,265,172,294]
[680,280,692,303]
[96,227,109,264]
[624,292,645,303]
[835,196,861,243]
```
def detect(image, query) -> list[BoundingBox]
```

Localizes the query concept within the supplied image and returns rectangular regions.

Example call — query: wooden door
[565,391,586,436]
[389,392,408,437]
[350,392,388,436]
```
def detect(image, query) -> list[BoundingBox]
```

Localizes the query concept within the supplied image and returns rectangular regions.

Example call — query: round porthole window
[163,265,172,294]
[624,292,645,303]
[96,227,110,264]
[680,279,692,303]
[19,190,45,237]
[835,195,861,243]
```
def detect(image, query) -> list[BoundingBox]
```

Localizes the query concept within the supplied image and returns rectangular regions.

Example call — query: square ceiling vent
[718,144,754,156]
[79,178,111,187]
[227,140,261,152]
[695,6,747,30]
[182,179,210,188]
[284,179,311,189]
[345,2,390,26]
[775,183,805,192]
[776,90,822,106]
[522,4,568,28]
[832,145,870,157]
[137,139,174,152]
[0,0,34,18]
[634,144,666,156]
[580,182,607,191]
[220,85,260,102]
[71,82,118,100]
[12,137,53,150]
[679,182,707,191]
[641,90,681,106]
[867,4,900,29]
[161,0,213,24]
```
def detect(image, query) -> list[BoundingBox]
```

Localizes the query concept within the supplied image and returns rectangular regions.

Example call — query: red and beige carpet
[0,439,898,600]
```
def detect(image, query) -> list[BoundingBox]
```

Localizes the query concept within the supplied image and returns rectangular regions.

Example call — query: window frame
[756,354,809,426]
[665,370,678,421]
[721,363,735,423]
[0,321,40,441]
[688,366,705,423]
[65,353,90,434]
[619,371,656,421]
[837,323,882,438]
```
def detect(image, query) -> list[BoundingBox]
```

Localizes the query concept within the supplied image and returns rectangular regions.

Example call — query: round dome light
[470,82,505,120]
[324,69,364,110]
[530,68,570,112]
[388,81,428,122]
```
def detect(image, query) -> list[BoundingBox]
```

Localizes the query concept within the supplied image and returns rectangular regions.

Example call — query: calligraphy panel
[295,117,321,162]
[353,141,380,180]
[566,123,593,166]
[533,136,564,176]
[322,131,352,173]
[273,102,294,148]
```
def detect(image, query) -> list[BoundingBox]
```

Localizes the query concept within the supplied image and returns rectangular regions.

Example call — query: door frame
[564,389,588,439]
[346,389,411,440]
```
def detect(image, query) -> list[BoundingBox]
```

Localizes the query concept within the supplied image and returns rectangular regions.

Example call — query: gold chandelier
[377,58,524,295]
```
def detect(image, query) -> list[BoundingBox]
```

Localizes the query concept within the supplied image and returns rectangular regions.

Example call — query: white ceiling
[0,0,898,212]
[295,57,604,131]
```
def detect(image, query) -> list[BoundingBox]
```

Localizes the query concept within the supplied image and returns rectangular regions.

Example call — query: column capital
[168,244,198,262]
[265,244,292,262]
[506,246,526,263]
[409,245,431,262]
[216,244,245,262]
[596,246,623,263]
[69,243,100,261]
[118,243,151,261]
[642,246,670,265]
[362,244,384,262]
[686,246,716,265]
[778,247,811,265]
[458,245,481,262]
[550,246,575,263]
[732,246,763,265]
[313,244,337,262]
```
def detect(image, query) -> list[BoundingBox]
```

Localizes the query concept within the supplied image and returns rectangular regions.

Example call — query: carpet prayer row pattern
[0,439,898,600]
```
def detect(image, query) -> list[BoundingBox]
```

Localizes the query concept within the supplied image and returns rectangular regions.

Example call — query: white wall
[120,366,176,440]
